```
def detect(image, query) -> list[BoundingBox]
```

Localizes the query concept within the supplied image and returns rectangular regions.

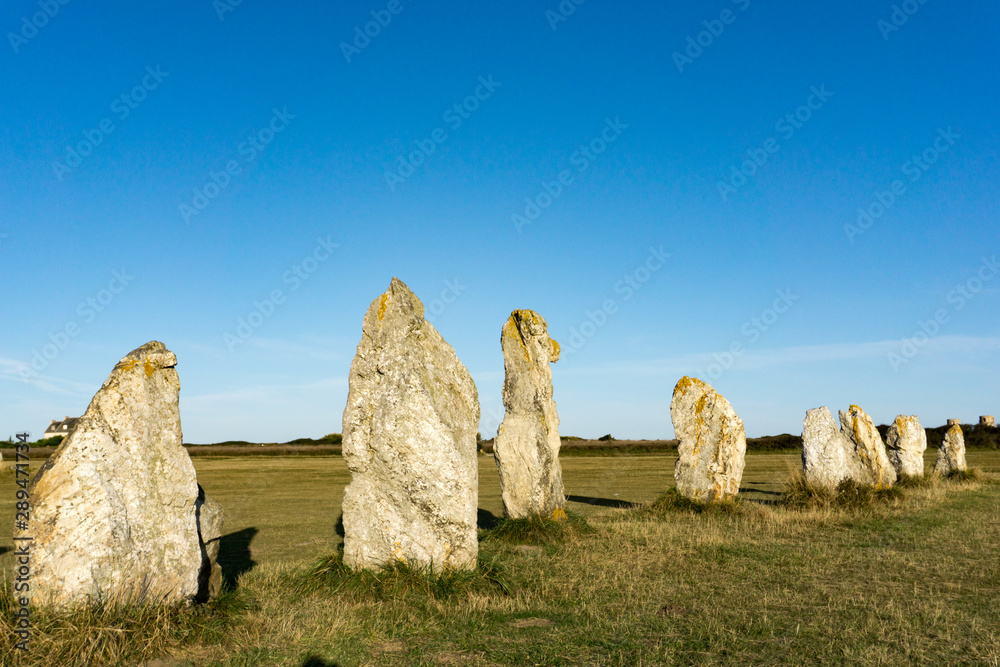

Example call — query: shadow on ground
[301,656,340,667]
[477,508,501,530]
[566,494,641,509]
[218,527,258,589]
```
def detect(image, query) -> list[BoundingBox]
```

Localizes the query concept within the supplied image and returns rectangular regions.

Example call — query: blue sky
[2,1,998,442]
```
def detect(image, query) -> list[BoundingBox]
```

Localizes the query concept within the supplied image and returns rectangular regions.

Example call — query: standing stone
[801,407,852,490]
[947,418,961,426]
[885,415,927,478]
[493,309,566,520]
[341,278,480,573]
[196,485,225,602]
[934,423,967,476]
[838,405,897,488]
[18,342,223,607]
[670,377,746,502]
[980,416,995,427]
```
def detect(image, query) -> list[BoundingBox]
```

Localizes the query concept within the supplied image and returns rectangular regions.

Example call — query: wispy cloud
[559,336,1000,377]
[0,357,93,395]
[183,376,348,407]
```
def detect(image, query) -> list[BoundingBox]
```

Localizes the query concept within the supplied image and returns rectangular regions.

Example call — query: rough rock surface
[670,377,746,502]
[341,278,480,573]
[981,416,995,427]
[839,405,897,488]
[493,309,566,520]
[934,424,967,476]
[20,341,222,607]
[801,407,852,490]
[885,415,927,478]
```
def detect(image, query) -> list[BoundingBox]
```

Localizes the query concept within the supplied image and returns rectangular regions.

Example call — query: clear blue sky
[3,1,998,442]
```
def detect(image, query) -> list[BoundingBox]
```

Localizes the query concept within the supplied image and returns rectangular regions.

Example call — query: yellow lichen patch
[504,313,532,363]
[143,358,156,377]
[673,375,701,398]
[377,293,389,323]
[121,358,139,372]
[550,338,560,360]
[549,507,567,521]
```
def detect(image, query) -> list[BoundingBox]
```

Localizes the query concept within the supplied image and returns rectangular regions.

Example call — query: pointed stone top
[367,277,424,328]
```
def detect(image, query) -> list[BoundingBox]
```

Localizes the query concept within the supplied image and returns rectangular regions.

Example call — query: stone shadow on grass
[0,547,9,556]
[477,508,501,530]
[566,494,640,509]
[218,527,258,590]
[300,656,341,667]
[739,483,784,506]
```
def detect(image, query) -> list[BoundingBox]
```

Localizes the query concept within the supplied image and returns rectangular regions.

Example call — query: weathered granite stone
[981,416,995,427]
[493,309,566,520]
[670,376,746,502]
[341,278,480,573]
[839,405,897,488]
[801,407,852,490]
[885,414,927,478]
[19,341,221,607]
[947,418,961,427]
[934,424,967,476]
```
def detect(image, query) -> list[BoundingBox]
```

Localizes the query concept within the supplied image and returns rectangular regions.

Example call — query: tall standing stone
[341,278,480,573]
[885,414,927,478]
[934,422,967,476]
[670,376,746,502]
[801,407,852,490]
[838,404,897,488]
[493,309,566,520]
[18,342,223,607]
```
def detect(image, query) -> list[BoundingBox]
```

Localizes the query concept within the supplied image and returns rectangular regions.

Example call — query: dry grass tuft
[780,471,904,510]
[481,510,592,546]
[636,487,747,517]
[291,552,511,601]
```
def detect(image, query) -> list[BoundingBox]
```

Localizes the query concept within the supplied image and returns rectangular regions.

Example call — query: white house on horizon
[43,416,79,439]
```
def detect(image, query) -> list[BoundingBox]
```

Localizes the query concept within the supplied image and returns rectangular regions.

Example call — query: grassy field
[1,451,999,666]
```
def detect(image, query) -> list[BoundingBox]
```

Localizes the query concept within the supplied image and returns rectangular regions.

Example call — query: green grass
[0,452,998,665]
